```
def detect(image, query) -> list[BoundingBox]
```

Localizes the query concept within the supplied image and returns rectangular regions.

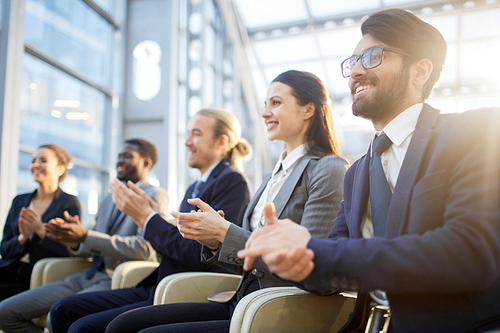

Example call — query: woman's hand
[18,207,45,240]
[171,198,231,250]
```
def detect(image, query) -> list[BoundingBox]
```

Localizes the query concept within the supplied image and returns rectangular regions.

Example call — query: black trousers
[0,261,30,301]
[105,302,232,333]
[50,286,152,333]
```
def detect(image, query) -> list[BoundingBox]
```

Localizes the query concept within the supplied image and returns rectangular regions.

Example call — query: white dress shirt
[249,144,307,231]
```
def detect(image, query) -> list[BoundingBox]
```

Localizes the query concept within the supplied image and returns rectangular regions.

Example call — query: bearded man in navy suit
[49,108,252,333]
[239,9,500,333]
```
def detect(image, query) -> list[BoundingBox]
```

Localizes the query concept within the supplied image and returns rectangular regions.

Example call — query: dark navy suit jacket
[140,159,251,293]
[0,188,81,274]
[300,105,500,333]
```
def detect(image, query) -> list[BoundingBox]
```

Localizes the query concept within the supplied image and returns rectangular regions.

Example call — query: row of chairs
[30,258,357,332]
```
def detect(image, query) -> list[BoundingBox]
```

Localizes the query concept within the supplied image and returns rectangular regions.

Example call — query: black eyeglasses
[341,46,411,78]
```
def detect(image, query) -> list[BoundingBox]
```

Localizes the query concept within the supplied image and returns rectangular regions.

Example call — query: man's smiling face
[349,34,412,126]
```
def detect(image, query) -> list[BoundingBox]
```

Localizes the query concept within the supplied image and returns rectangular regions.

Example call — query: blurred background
[0,0,498,234]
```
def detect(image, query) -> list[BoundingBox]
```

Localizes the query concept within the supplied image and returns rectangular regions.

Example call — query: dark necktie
[191,180,203,199]
[85,206,122,279]
[369,134,393,237]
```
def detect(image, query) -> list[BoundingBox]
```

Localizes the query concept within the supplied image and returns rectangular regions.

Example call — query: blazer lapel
[108,208,125,234]
[108,181,150,233]
[386,104,440,238]
[351,152,370,238]
[197,159,229,199]
[241,173,272,230]
[273,154,316,218]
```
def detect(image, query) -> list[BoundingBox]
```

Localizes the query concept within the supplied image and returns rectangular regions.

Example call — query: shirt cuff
[143,211,158,231]
[68,242,84,255]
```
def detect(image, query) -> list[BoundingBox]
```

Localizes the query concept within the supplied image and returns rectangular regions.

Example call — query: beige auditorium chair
[30,258,159,328]
[154,271,356,333]
[153,271,242,305]
[230,287,356,333]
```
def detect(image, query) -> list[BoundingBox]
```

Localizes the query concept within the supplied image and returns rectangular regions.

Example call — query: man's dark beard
[351,67,411,123]
[117,166,138,182]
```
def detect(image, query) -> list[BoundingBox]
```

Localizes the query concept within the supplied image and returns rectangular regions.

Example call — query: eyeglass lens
[343,47,383,77]
[362,47,383,69]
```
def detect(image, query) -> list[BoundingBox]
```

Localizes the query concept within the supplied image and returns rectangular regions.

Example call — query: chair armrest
[111,261,160,290]
[229,287,357,333]
[154,272,242,305]
[30,257,92,328]
[30,257,92,289]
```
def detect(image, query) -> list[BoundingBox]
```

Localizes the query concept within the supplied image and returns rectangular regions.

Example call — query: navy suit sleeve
[301,109,500,296]
[144,169,250,273]
[0,196,26,260]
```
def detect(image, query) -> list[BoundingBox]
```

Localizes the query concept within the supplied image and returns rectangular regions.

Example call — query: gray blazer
[73,180,169,277]
[203,153,348,289]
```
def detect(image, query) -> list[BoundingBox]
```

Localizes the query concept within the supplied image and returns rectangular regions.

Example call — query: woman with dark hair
[0,144,80,300]
[105,70,349,333]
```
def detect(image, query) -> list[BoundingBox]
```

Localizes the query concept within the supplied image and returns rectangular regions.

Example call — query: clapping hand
[237,202,314,282]
[45,211,87,249]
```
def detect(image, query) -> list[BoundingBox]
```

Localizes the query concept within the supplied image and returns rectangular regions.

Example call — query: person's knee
[68,318,99,333]
[49,296,76,332]
[0,298,21,327]
[50,297,69,317]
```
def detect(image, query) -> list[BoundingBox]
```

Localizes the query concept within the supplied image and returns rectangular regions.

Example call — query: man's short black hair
[124,138,158,167]
[361,8,447,99]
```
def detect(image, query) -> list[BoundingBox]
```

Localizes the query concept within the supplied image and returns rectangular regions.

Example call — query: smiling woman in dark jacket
[0,144,80,300]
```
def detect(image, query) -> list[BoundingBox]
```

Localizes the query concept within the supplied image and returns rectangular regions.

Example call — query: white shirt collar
[377,103,423,147]
[198,159,223,183]
[273,144,307,176]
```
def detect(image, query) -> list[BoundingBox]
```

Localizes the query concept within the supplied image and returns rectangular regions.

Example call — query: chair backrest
[30,257,93,328]
[154,272,242,305]
[30,258,157,328]
[229,287,357,333]
[111,261,159,290]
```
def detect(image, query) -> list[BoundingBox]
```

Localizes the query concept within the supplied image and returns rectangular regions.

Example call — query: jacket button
[339,277,349,290]
[227,254,234,263]
[235,259,243,265]
[330,277,339,288]
[349,280,359,291]
[251,268,264,278]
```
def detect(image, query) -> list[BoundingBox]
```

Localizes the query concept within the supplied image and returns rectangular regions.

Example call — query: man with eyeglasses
[239,8,500,333]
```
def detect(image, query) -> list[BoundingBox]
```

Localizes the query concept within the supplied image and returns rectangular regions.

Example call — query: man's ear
[303,102,315,120]
[413,58,433,88]
[142,157,153,169]
[218,134,229,149]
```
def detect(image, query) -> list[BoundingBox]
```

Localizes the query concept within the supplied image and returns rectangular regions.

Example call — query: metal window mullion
[80,0,120,30]
[24,42,113,97]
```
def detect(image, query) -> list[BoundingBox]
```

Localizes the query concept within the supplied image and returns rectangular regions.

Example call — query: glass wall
[176,0,258,197]
[17,0,121,227]
[235,0,500,163]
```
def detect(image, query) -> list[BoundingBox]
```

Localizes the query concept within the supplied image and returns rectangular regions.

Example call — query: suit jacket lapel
[273,154,315,218]
[241,173,272,230]
[351,152,370,238]
[108,208,125,234]
[109,181,150,233]
[198,159,228,199]
[386,104,440,238]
